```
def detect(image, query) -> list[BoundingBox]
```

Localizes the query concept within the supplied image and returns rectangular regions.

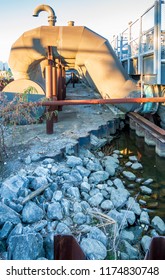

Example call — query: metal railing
[111,0,165,85]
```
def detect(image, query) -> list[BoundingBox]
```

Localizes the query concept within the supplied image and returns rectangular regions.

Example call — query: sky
[0,0,157,62]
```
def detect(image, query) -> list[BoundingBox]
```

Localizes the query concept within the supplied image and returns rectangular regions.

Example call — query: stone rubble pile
[0,137,165,260]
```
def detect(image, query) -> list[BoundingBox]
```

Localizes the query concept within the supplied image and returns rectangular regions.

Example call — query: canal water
[103,128,165,222]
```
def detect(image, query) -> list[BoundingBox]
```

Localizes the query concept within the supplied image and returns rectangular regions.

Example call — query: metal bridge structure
[111,0,165,92]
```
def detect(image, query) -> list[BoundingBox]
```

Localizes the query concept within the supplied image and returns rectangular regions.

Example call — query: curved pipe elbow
[33,4,56,26]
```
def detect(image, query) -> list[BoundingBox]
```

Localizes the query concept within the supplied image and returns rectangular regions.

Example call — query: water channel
[103,128,165,222]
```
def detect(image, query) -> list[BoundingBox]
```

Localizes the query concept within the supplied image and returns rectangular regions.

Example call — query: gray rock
[113,178,125,189]
[131,162,143,170]
[0,175,29,200]
[73,212,86,225]
[44,188,53,201]
[143,178,153,185]
[47,202,63,220]
[108,209,128,228]
[65,144,75,155]
[81,192,90,200]
[89,188,99,196]
[8,233,43,260]
[61,199,70,216]
[130,225,143,243]
[103,155,119,165]
[0,221,14,240]
[32,220,48,232]
[129,156,138,162]
[0,203,21,226]
[75,165,90,177]
[141,235,152,253]
[101,200,113,210]
[66,156,83,168]
[73,202,82,213]
[79,148,95,160]
[107,180,113,186]
[22,201,44,224]
[51,166,58,175]
[102,156,119,171]
[66,187,80,200]
[56,165,71,176]
[42,158,55,165]
[105,164,115,177]
[52,190,63,202]
[81,201,91,211]
[87,227,107,246]
[125,161,132,167]
[44,233,54,260]
[63,173,81,186]
[150,229,159,237]
[70,169,83,182]
[140,186,152,195]
[80,182,91,193]
[151,216,165,234]
[139,199,147,206]
[86,158,103,172]
[31,154,41,162]
[7,223,23,243]
[110,187,130,209]
[55,222,71,235]
[33,166,49,177]
[120,210,136,225]
[122,171,136,181]
[78,225,92,233]
[97,151,104,157]
[140,211,150,225]
[113,150,120,154]
[126,197,141,215]
[25,155,31,165]
[120,230,134,244]
[122,240,139,259]
[80,238,107,260]
[90,134,107,149]
[89,171,109,184]
[5,200,23,213]
[88,193,104,207]
[31,177,48,190]
[47,221,58,232]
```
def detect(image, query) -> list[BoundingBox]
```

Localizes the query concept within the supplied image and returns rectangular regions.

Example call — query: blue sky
[0,0,156,62]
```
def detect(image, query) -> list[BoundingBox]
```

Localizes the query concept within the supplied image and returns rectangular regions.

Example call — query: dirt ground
[0,83,124,179]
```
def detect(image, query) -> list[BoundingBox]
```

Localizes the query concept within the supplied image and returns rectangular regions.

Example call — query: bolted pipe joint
[33,4,57,26]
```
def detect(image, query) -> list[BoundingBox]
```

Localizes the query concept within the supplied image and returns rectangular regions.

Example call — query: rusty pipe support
[57,62,63,111]
[33,4,56,26]
[45,65,53,99]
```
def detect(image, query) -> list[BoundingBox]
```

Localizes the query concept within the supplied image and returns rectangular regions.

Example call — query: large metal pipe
[8,25,141,112]
[33,4,56,26]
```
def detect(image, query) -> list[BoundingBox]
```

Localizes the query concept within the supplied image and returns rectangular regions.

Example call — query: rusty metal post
[52,65,58,122]
[62,66,66,99]
[45,65,53,99]
[46,46,54,133]
[57,60,63,111]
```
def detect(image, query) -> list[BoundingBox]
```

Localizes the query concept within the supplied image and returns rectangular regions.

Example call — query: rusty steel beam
[128,112,165,138]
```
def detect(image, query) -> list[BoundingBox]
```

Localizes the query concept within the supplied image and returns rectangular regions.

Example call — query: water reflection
[109,129,165,221]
